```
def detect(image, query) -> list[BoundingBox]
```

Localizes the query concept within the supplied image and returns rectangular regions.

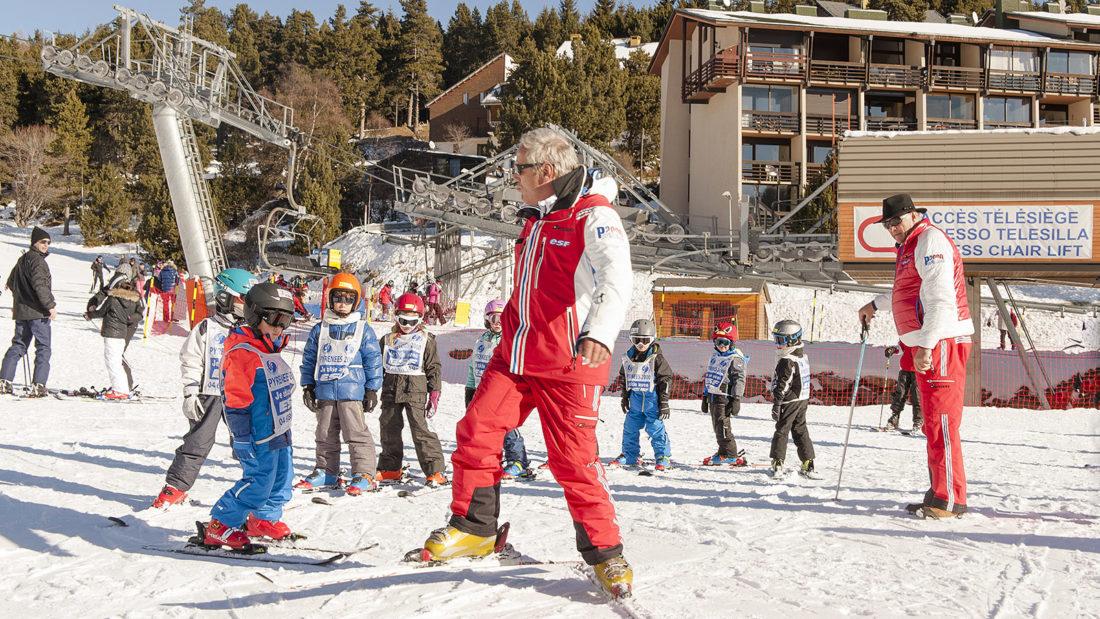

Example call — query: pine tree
[559,0,582,39]
[47,87,93,231]
[442,3,486,86]
[133,173,184,263]
[869,0,930,21]
[181,0,229,48]
[622,50,660,177]
[254,12,284,92]
[228,4,263,87]
[282,9,320,68]
[646,0,678,41]
[80,164,132,245]
[0,38,19,132]
[315,4,383,126]
[562,27,626,151]
[398,0,444,129]
[484,1,532,58]
[587,0,618,37]
[376,10,405,126]
[297,143,342,245]
[532,8,564,52]
[497,50,570,146]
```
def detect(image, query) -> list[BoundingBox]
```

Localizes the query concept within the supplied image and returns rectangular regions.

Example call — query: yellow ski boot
[594,556,633,599]
[409,523,507,563]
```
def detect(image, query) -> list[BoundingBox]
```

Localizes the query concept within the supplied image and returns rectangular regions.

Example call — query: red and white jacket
[874,218,973,350]
[497,167,633,385]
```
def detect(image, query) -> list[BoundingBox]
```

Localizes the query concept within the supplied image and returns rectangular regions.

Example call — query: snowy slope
[1,223,1098,616]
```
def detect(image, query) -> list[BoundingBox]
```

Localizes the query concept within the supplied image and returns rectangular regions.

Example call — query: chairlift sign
[848,202,1095,261]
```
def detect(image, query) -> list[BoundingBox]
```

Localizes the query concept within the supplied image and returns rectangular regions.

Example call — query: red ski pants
[449,359,622,565]
[913,337,971,513]
[159,291,175,322]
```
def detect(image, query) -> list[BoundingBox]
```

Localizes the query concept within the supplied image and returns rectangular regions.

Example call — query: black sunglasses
[261,310,293,329]
[513,161,544,174]
[881,216,904,229]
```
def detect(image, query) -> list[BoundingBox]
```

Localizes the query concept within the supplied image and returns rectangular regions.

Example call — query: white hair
[517,127,580,178]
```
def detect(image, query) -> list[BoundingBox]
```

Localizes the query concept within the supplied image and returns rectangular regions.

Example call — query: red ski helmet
[712,321,738,342]
[395,292,425,315]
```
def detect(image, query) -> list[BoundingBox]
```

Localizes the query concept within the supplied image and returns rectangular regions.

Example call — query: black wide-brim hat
[881,193,927,220]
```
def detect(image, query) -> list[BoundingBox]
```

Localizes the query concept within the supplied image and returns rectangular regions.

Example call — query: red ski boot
[204,519,251,550]
[152,484,187,509]
[246,513,292,540]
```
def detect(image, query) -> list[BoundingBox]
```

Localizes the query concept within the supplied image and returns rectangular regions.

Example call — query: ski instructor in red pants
[415,127,635,597]
[859,193,973,519]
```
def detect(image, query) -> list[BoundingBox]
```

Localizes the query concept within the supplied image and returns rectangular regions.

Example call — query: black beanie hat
[30,226,50,246]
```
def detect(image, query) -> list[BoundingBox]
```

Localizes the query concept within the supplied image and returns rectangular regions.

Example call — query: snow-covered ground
[1,222,1099,616]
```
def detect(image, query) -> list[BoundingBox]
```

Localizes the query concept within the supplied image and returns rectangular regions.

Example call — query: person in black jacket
[885,345,922,432]
[90,256,107,292]
[769,319,818,479]
[0,227,57,397]
[85,272,145,399]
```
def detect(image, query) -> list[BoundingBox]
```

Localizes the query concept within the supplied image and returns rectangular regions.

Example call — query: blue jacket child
[611,319,674,470]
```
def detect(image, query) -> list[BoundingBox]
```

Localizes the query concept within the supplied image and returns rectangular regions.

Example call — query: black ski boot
[0,379,12,395]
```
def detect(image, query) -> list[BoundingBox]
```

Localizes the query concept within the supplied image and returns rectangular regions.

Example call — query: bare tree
[443,122,471,153]
[271,64,352,148]
[0,125,67,226]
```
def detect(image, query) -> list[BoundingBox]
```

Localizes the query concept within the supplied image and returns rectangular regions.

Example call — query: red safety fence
[434,331,1100,411]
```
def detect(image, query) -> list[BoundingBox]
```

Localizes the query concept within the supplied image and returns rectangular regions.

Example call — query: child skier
[297,273,384,496]
[769,319,819,479]
[153,268,256,508]
[701,322,748,466]
[204,282,297,549]
[610,319,674,470]
[377,292,447,486]
[85,271,146,400]
[465,299,530,479]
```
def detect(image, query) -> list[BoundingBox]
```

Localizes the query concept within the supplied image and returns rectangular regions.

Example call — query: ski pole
[877,354,891,429]
[809,290,818,342]
[22,353,30,387]
[834,320,870,501]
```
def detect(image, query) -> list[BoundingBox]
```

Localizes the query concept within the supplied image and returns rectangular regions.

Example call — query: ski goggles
[261,310,294,329]
[486,313,502,325]
[331,290,358,305]
[714,337,732,347]
[630,335,654,347]
[397,315,421,328]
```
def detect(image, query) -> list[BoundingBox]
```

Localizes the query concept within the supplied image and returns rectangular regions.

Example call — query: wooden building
[652,277,772,340]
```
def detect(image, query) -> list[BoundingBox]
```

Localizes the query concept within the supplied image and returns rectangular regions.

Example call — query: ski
[266,540,380,556]
[143,543,348,566]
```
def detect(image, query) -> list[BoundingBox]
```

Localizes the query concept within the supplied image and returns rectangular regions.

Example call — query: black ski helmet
[244,282,295,327]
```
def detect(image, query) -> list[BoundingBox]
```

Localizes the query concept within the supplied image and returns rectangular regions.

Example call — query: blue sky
[5,1,655,37]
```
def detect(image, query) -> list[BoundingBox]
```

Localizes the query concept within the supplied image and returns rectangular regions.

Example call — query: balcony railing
[682,53,739,102]
[988,69,1041,93]
[926,118,978,130]
[741,110,800,133]
[867,64,924,88]
[805,113,856,135]
[744,50,806,80]
[984,119,1032,129]
[809,59,864,84]
[1039,117,1071,127]
[805,162,828,179]
[742,160,799,183]
[928,66,984,90]
[865,117,917,131]
[1095,106,1099,125]
[1044,72,1097,97]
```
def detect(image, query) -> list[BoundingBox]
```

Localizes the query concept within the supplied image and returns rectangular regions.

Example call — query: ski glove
[302,385,319,413]
[426,390,440,418]
[724,398,739,419]
[231,437,255,461]
[885,345,900,358]
[620,397,629,413]
[363,389,378,413]
[182,394,204,422]
[659,402,670,420]
[771,403,780,421]
[701,397,709,413]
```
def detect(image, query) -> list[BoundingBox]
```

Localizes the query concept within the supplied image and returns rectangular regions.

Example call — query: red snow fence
[435,331,1100,411]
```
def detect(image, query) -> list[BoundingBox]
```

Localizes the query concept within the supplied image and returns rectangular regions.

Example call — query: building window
[741,85,796,112]
[1047,50,1093,75]
[1039,103,1069,127]
[934,42,961,67]
[463,92,469,105]
[927,93,975,120]
[742,139,791,162]
[984,96,1031,125]
[871,38,905,65]
[990,47,1039,72]
[865,92,914,118]
[743,183,796,212]
[805,89,855,116]
[807,142,834,164]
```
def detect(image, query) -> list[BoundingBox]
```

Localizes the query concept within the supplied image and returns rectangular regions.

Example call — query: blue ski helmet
[214,268,259,317]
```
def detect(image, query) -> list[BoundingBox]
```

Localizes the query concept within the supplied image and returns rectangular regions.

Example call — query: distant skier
[378,280,394,320]
[701,322,748,466]
[610,319,674,470]
[84,272,145,400]
[156,260,179,323]
[885,345,922,432]
[0,226,57,398]
[205,282,297,549]
[297,273,384,496]
[376,292,447,486]
[90,255,107,292]
[769,319,818,479]
[425,277,446,325]
[466,299,530,479]
[152,269,256,509]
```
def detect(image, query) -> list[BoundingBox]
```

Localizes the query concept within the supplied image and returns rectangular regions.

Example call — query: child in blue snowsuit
[610,319,674,470]
[205,283,297,549]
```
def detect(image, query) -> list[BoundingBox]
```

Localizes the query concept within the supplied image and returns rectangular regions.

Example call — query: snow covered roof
[844,125,1100,139]
[426,53,514,109]
[652,277,771,301]
[814,0,946,23]
[679,8,1100,48]
[556,37,659,65]
[1010,10,1100,28]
